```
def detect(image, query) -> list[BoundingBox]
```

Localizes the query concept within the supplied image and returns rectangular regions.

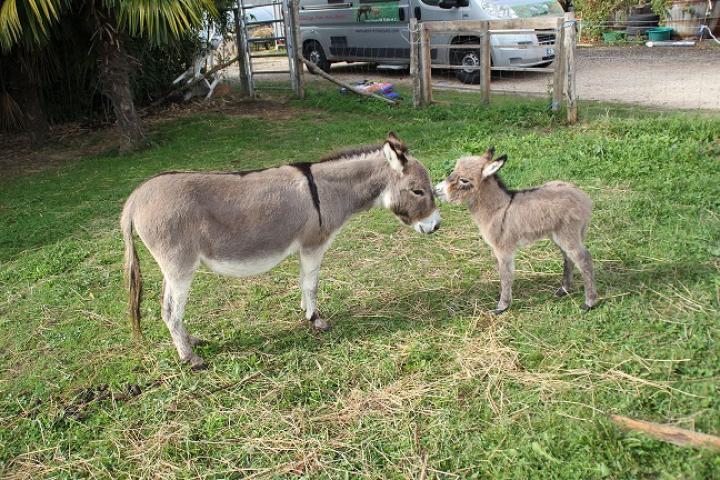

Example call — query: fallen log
[144,55,241,112]
[610,414,720,451]
[300,57,398,105]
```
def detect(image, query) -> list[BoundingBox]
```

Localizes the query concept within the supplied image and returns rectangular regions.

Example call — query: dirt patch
[0,97,309,180]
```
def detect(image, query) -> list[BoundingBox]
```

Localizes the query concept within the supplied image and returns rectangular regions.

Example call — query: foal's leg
[299,247,330,331]
[555,232,598,310]
[566,245,598,310]
[493,250,515,314]
[551,240,574,298]
[162,273,206,369]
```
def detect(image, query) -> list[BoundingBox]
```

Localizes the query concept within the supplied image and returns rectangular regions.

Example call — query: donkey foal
[435,148,597,313]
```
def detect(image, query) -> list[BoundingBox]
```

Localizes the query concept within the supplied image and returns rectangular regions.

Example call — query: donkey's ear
[482,154,507,178]
[383,131,408,173]
[485,146,496,158]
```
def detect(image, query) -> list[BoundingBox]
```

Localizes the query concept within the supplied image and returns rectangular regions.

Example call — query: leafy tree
[0,0,217,151]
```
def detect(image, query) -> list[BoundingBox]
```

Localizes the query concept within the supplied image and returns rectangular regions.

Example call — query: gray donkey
[121,132,440,369]
[435,148,597,313]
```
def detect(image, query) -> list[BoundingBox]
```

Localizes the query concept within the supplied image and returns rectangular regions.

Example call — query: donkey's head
[434,147,507,204]
[381,132,440,234]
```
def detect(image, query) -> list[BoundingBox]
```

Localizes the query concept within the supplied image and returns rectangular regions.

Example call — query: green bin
[647,27,673,41]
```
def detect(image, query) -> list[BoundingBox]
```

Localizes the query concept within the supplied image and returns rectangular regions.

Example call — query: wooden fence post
[233,7,251,97]
[564,12,578,123]
[287,0,305,99]
[551,16,565,111]
[410,18,421,108]
[480,21,491,104]
[236,1,255,98]
[419,24,433,106]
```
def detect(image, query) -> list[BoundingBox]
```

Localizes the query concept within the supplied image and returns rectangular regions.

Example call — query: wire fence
[209,2,720,114]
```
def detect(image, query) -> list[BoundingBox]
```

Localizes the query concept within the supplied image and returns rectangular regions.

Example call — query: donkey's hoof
[492,307,509,316]
[190,360,208,371]
[554,287,569,298]
[309,312,331,332]
[581,302,597,312]
[188,335,208,347]
[185,355,208,371]
[313,318,331,332]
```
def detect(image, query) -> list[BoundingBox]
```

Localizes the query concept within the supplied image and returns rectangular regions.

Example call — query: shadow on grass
[193,258,715,363]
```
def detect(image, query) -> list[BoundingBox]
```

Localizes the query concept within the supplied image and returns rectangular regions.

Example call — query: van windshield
[480,0,564,18]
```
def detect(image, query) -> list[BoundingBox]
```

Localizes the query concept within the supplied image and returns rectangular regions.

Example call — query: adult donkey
[121,132,440,369]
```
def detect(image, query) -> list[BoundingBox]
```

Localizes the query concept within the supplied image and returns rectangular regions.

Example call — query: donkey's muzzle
[414,209,441,234]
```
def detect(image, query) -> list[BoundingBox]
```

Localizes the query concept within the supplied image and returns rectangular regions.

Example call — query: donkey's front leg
[494,251,515,314]
[299,247,330,331]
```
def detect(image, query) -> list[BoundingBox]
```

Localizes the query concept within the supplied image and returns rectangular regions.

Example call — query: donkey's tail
[121,203,142,339]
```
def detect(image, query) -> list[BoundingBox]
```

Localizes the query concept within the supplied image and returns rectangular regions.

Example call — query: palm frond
[0,91,24,130]
[113,0,217,45]
[0,0,67,52]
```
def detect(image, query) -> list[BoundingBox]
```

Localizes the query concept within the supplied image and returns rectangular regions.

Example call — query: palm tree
[0,0,216,151]
[0,0,67,141]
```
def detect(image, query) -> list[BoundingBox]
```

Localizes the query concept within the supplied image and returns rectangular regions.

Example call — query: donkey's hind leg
[162,275,206,370]
[553,233,597,310]
[554,250,574,298]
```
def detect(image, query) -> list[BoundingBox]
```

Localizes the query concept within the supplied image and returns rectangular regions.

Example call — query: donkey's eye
[459,178,470,184]
[411,189,425,196]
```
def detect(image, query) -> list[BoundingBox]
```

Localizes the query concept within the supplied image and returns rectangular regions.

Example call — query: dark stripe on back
[494,175,540,197]
[291,162,322,227]
[499,194,514,238]
[494,175,540,238]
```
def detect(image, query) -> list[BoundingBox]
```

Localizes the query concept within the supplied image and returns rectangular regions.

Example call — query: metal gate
[235,0,304,99]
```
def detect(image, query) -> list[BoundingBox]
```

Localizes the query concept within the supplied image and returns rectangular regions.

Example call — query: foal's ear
[383,131,408,173]
[482,154,507,178]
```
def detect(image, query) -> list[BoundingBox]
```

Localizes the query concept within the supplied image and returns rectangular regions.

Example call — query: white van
[299,0,564,83]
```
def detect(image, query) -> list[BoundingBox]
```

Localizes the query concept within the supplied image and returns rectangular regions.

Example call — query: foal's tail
[121,204,142,339]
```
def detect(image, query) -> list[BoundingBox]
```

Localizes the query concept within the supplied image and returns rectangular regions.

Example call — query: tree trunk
[15,70,49,143]
[96,32,147,152]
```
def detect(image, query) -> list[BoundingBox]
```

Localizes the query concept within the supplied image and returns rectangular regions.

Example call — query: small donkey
[121,132,440,369]
[435,148,597,313]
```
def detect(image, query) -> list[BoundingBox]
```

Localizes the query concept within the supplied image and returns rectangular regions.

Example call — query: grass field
[1,89,719,478]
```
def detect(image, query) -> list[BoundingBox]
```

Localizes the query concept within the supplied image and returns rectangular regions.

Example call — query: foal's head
[434,147,508,204]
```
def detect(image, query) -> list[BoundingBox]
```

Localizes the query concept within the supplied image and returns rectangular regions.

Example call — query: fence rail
[411,12,578,123]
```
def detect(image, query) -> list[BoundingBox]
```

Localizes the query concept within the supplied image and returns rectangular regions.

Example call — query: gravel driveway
[238,45,720,111]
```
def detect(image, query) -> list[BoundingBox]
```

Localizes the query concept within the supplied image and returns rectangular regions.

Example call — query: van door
[409,0,464,68]
[347,0,412,63]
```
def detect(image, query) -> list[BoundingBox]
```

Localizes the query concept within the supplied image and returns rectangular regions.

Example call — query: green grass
[1,89,719,478]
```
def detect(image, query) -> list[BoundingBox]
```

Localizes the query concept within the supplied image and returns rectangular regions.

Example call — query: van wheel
[303,41,331,74]
[451,38,483,84]
[454,50,481,84]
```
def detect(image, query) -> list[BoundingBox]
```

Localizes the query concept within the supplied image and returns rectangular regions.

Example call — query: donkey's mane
[318,144,384,163]
[149,145,386,179]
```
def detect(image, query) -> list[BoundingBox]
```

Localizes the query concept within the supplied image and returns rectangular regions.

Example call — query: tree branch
[300,58,398,105]
[143,55,240,112]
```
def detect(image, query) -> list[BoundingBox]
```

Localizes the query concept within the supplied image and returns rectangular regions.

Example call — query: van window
[420,0,440,5]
